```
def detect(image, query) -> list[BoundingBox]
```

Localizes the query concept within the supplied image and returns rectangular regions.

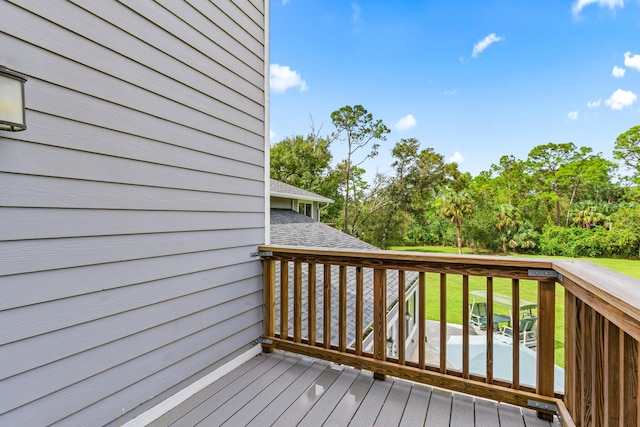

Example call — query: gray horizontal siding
[1,275,261,380]
[0,208,264,241]
[0,246,258,310]
[0,0,266,425]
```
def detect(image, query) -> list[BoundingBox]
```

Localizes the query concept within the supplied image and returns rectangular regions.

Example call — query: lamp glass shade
[0,67,27,131]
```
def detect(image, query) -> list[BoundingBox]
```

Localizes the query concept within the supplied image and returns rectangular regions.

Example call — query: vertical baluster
[339,265,347,352]
[581,303,593,425]
[308,263,316,346]
[280,261,289,339]
[564,290,578,419]
[293,262,302,343]
[398,270,406,365]
[593,312,605,425]
[511,278,520,389]
[622,333,639,426]
[263,259,275,353]
[537,279,556,421]
[486,277,494,384]
[373,268,387,380]
[355,266,363,356]
[323,264,331,349]
[603,318,621,425]
[418,272,426,369]
[462,275,470,379]
[440,273,447,374]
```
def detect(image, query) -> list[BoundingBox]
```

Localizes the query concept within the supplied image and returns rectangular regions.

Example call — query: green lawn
[390,245,640,367]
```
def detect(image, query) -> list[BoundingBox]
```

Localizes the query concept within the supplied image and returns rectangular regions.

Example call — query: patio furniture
[469,302,511,331]
[500,316,537,347]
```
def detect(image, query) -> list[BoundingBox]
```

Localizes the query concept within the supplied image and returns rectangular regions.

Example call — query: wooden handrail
[258,245,640,426]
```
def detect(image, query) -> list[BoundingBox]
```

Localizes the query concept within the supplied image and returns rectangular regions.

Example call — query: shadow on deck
[150,351,560,426]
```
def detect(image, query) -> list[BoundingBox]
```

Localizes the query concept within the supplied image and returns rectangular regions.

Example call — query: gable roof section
[270,179,334,204]
[270,208,418,347]
[270,209,376,250]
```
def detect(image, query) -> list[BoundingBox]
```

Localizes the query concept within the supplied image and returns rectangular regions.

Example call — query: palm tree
[438,191,474,254]
[496,204,517,253]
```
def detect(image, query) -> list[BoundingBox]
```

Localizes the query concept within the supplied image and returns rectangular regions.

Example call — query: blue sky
[269,0,640,180]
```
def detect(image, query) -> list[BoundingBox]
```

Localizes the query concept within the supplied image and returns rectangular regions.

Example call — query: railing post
[323,265,331,349]
[293,262,302,343]
[280,261,289,340]
[536,279,555,420]
[339,266,347,352]
[398,270,406,365]
[623,333,639,426]
[373,268,387,380]
[263,259,275,353]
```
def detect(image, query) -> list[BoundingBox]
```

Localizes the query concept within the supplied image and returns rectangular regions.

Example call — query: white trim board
[122,345,263,427]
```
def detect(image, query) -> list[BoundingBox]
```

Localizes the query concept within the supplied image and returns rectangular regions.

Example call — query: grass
[389,245,640,367]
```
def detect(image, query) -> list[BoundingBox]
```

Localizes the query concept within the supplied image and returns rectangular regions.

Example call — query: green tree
[331,105,390,234]
[270,133,342,222]
[557,149,615,227]
[526,142,579,226]
[614,125,640,180]
[496,204,518,253]
[437,191,474,254]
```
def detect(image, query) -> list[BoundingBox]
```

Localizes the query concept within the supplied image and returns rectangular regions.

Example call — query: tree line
[271,105,640,258]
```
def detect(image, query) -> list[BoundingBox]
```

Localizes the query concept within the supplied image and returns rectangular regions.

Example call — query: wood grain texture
[463,275,470,379]
[263,260,275,353]
[323,264,332,349]
[623,333,639,427]
[564,291,577,418]
[373,268,388,368]
[418,272,426,369]
[398,270,406,365]
[487,277,494,384]
[339,265,347,352]
[554,260,640,342]
[581,305,594,425]
[537,280,556,400]
[512,279,521,389]
[603,319,621,425]
[307,263,317,346]
[280,261,289,339]
[293,262,302,343]
[440,273,447,373]
[356,266,364,356]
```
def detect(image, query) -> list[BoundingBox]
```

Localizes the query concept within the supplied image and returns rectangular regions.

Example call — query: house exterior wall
[0,1,267,425]
[271,196,295,210]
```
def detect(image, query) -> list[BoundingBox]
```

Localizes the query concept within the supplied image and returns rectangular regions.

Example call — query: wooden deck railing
[258,245,640,426]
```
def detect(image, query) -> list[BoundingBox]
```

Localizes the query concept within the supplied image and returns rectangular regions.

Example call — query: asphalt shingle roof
[270,208,418,347]
[270,179,334,204]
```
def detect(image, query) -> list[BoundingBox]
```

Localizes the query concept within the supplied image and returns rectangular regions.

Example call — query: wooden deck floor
[150,351,560,427]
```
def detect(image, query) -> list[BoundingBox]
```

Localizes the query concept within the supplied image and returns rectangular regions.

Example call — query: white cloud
[572,0,624,16]
[624,51,640,71]
[270,130,276,141]
[449,151,465,164]
[395,114,416,131]
[270,64,308,93]
[444,89,457,95]
[351,3,362,22]
[568,111,579,121]
[612,66,626,78]
[472,33,503,59]
[605,89,637,110]
[281,0,289,4]
[587,99,601,108]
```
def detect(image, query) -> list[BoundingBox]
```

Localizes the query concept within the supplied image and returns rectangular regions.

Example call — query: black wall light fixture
[0,65,27,131]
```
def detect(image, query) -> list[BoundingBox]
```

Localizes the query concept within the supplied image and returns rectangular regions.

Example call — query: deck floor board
[155,351,561,427]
